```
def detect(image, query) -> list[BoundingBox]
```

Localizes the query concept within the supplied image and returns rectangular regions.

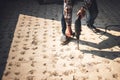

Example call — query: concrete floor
[0,0,120,80]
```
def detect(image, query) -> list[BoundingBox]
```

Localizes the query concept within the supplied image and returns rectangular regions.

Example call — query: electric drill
[75,7,85,50]
[75,15,81,50]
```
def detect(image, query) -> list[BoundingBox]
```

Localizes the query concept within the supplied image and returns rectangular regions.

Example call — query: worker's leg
[61,14,66,35]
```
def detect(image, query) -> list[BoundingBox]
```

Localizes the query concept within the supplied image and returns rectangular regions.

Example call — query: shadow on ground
[81,30,120,49]
[81,50,120,60]
[75,30,120,60]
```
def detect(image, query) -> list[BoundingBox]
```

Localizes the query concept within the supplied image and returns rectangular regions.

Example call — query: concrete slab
[0,0,120,80]
[1,13,120,80]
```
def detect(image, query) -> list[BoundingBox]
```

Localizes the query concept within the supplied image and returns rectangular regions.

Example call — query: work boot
[87,24,100,33]
[60,35,70,45]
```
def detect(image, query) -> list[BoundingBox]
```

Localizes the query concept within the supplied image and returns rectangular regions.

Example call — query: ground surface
[0,0,120,80]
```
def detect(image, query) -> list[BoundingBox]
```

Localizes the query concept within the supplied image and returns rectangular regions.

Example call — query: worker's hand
[77,7,86,18]
[65,26,72,37]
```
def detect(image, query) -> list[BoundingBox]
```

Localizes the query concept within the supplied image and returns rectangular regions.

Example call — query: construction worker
[61,0,99,45]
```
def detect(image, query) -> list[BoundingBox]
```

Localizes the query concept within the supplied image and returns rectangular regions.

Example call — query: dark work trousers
[86,0,98,27]
[61,4,67,35]
[61,12,66,35]
[86,10,98,27]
